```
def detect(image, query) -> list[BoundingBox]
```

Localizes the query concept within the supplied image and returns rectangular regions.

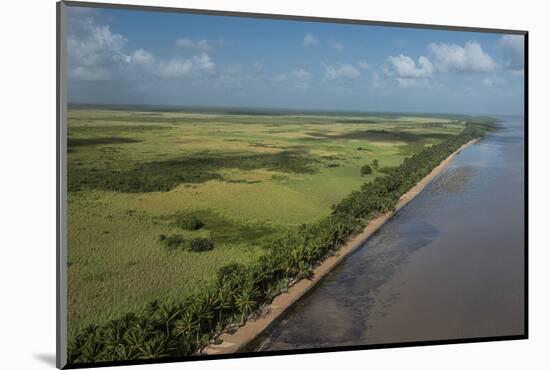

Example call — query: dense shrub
[68,150,319,193]
[360,164,373,176]
[160,234,214,252]
[186,237,214,252]
[176,215,205,231]
[159,234,186,250]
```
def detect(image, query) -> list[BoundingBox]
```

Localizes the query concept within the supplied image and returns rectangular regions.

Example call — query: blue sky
[67,6,525,115]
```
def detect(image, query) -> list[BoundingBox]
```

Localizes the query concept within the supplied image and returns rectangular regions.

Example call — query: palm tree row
[68,120,494,364]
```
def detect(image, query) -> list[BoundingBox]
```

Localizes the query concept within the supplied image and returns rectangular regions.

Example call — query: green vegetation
[160,234,215,252]
[175,215,204,231]
[187,237,215,252]
[360,164,373,176]
[67,107,495,364]
[69,149,319,193]
[158,234,187,250]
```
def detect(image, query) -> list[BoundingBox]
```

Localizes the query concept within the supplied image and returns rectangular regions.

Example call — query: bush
[360,164,373,176]
[187,237,214,252]
[378,166,394,174]
[176,215,205,231]
[160,234,214,252]
[159,234,186,250]
[371,159,379,169]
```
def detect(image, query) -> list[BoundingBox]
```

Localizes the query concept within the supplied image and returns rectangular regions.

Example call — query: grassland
[67,107,467,338]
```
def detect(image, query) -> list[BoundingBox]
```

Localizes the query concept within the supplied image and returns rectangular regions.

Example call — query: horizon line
[67,102,522,118]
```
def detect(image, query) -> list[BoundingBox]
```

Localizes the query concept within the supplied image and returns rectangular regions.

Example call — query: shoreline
[204,138,480,355]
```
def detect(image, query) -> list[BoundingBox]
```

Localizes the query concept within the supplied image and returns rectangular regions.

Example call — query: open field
[67,107,467,337]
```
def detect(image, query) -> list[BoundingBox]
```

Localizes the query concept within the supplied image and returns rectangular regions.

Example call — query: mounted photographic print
[56,1,528,368]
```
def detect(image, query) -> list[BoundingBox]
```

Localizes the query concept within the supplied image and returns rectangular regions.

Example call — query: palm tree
[106,345,139,361]
[124,320,149,353]
[138,333,175,359]
[144,300,160,317]
[201,291,220,330]
[215,287,233,325]
[235,289,256,324]
[105,319,130,346]
[185,300,213,347]
[78,335,107,363]
[156,304,180,336]
[174,312,198,340]
[296,260,313,279]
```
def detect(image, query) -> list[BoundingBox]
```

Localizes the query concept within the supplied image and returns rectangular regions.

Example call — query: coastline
[203,138,480,355]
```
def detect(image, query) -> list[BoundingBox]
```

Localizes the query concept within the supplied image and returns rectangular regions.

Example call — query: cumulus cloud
[290,69,312,81]
[328,39,343,50]
[482,76,507,88]
[371,73,383,89]
[303,33,319,47]
[175,38,214,52]
[270,69,312,89]
[395,78,430,88]
[130,49,155,67]
[384,54,434,78]
[69,66,111,81]
[323,64,360,81]
[67,12,217,82]
[67,15,130,80]
[357,61,370,69]
[429,41,496,73]
[154,53,215,79]
[383,54,433,88]
[155,59,193,79]
[499,35,524,72]
[192,53,216,74]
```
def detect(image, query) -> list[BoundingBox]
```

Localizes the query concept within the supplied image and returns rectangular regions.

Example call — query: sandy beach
[203,138,480,355]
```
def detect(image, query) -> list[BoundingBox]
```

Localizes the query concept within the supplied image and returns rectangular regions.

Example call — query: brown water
[250,116,525,351]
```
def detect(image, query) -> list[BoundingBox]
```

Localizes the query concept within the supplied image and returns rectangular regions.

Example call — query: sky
[66,6,525,115]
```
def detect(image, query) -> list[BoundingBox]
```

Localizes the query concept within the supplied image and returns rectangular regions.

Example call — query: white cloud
[67,16,130,80]
[155,59,194,79]
[270,68,311,83]
[154,53,216,79]
[69,66,111,81]
[323,64,360,81]
[328,39,343,50]
[192,53,216,74]
[303,33,319,47]
[270,69,312,88]
[499,35,524,72]
[429,41,496,73]
[371,73,383,89]
[383,54,433,88]
[217,63,244,85]
[357,61,370,69]
[67,13,217,82]
[482,76,506,88]
[250,62,266,77]
[384,54,434,78]
[290,69,312,81]
[175,38,213,52]
[270,74,288,83]
[395,78,429,88]
[130,49,155,67]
